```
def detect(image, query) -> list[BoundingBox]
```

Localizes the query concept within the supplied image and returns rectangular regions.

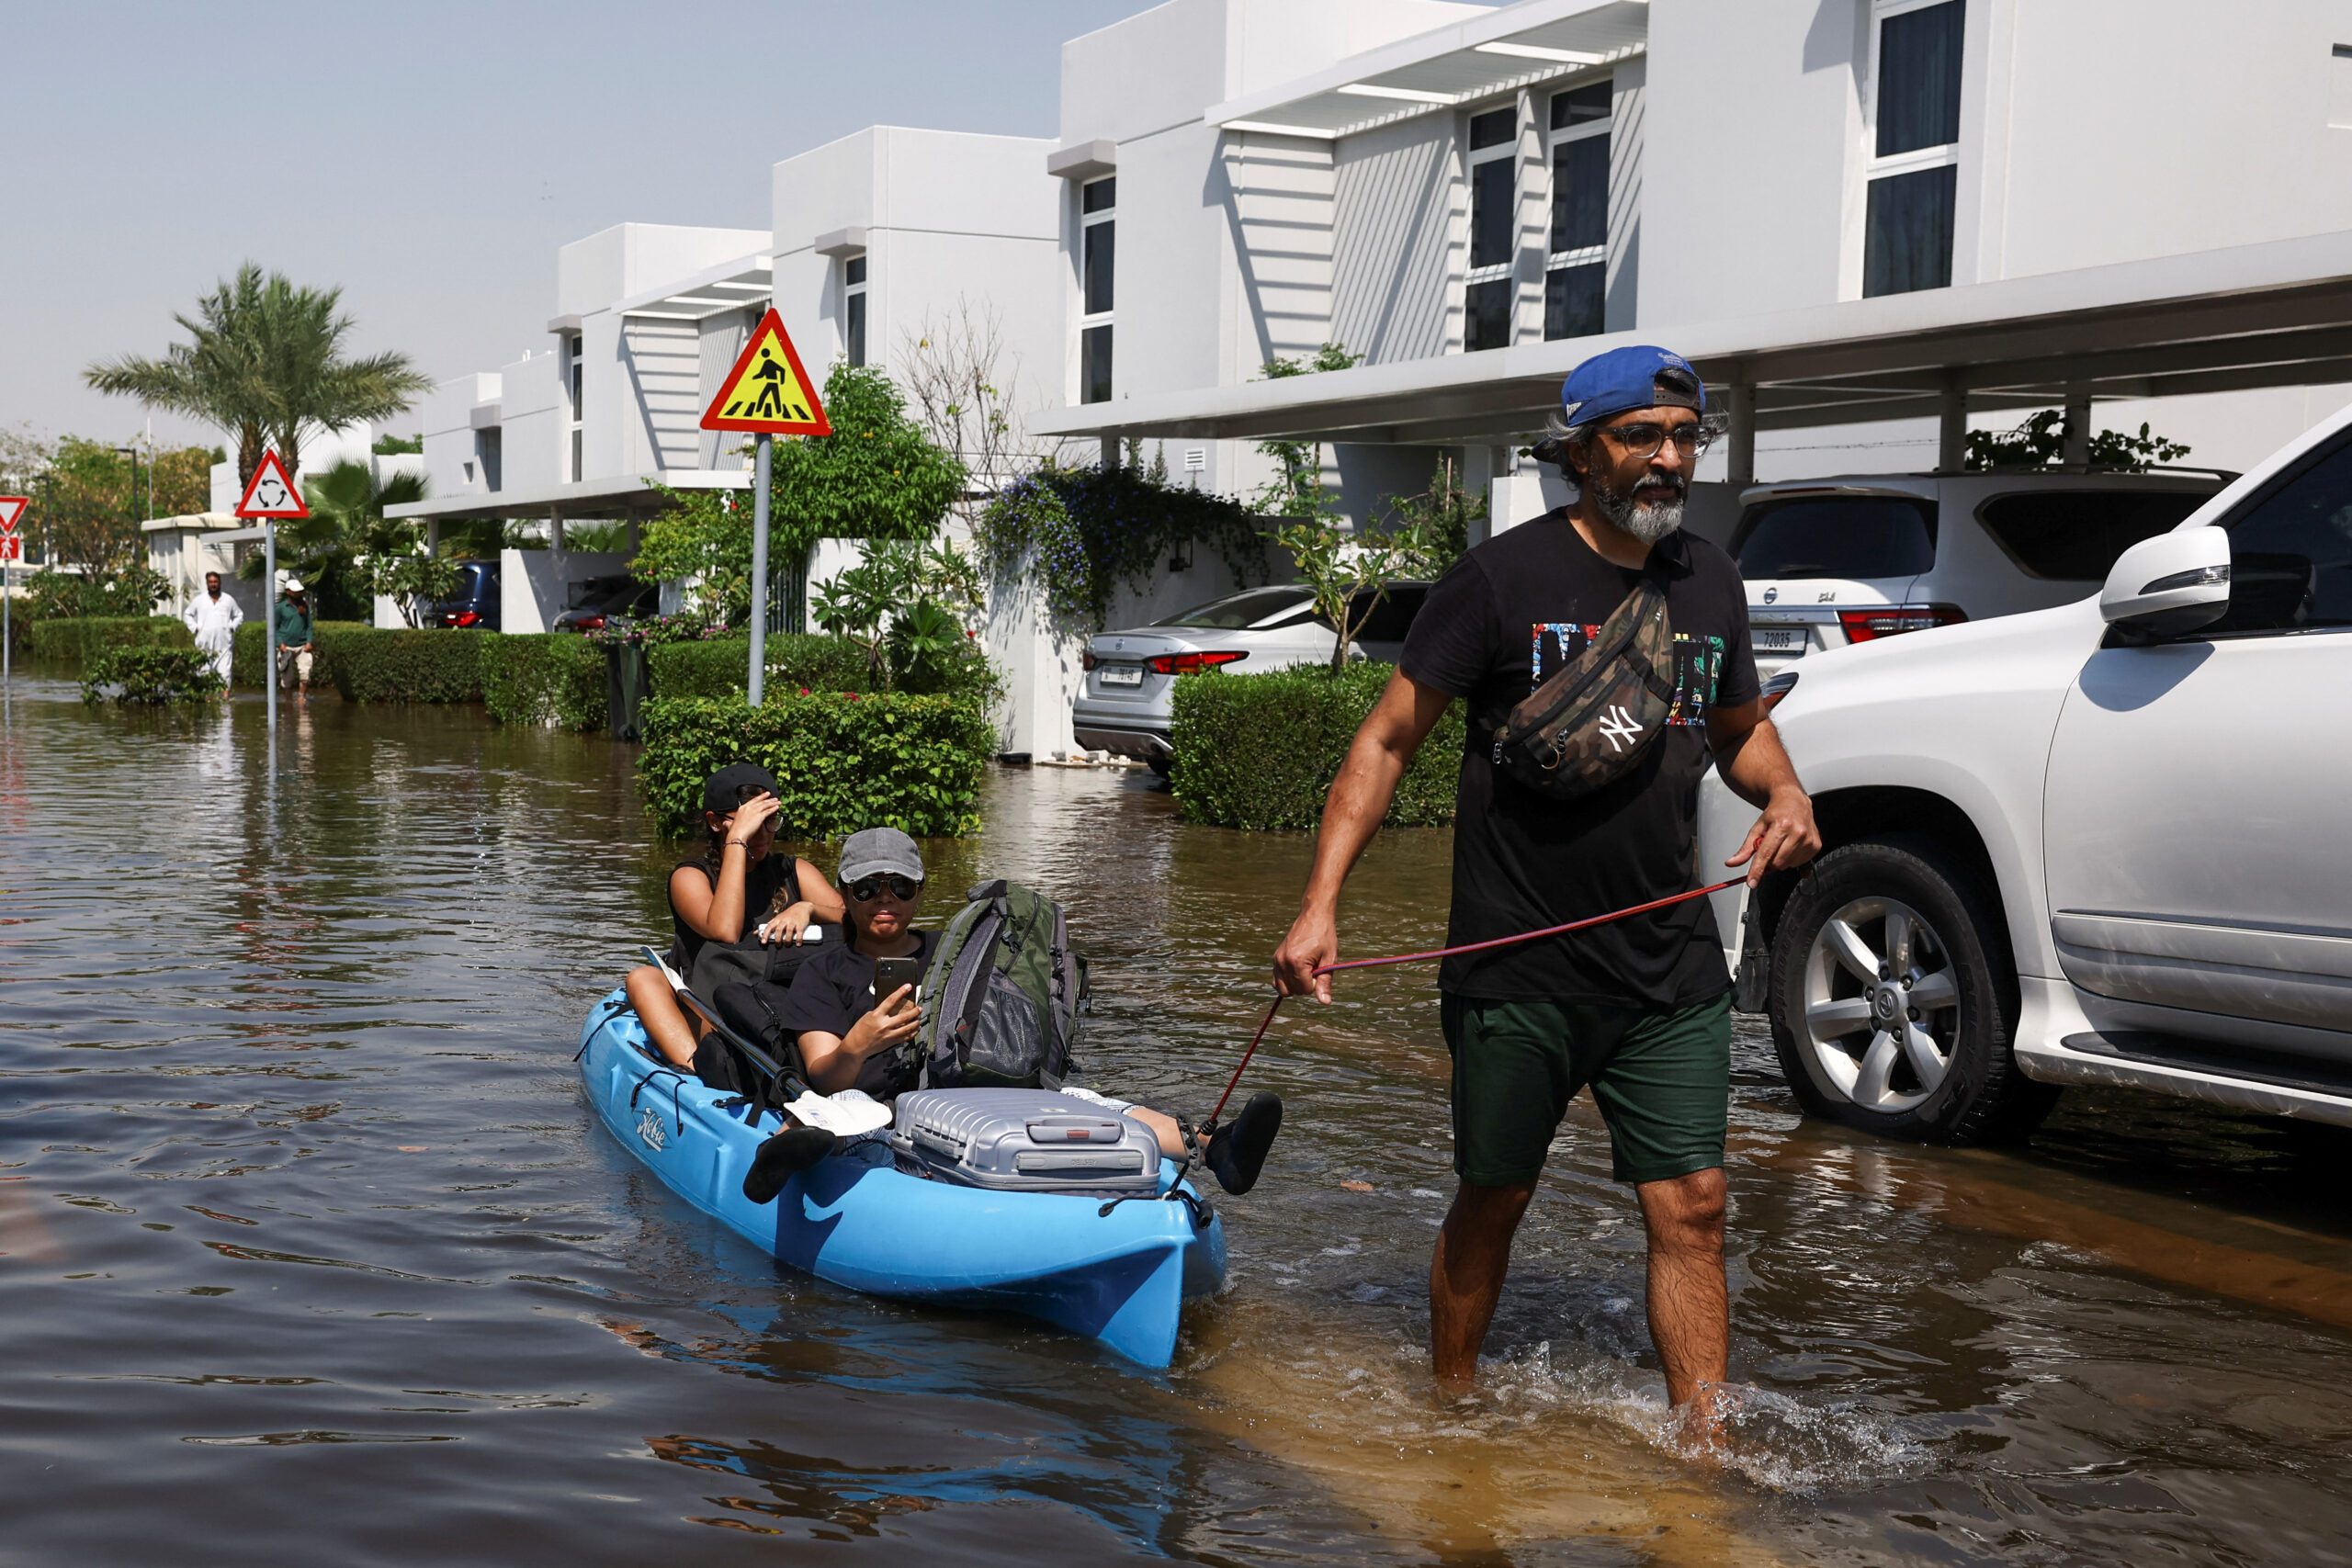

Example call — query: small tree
[901,299,1038,535]
[771,363,967,555]
[1965,411,2191,472]
[1272,508,1446,675]
[1249,344,1362,517]
[631,486,750,626]
[809,536,984,691]
[1384,454,1484,569]
[369,552,461,627]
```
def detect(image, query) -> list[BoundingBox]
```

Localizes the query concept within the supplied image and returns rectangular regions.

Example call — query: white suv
[1700,410,2352,1144]
[1736,471,2223,679]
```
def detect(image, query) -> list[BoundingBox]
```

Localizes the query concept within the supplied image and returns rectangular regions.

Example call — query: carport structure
[1034,231,2352,482]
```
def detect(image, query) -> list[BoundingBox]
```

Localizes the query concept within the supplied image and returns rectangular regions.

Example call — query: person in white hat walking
[274,577,315,697]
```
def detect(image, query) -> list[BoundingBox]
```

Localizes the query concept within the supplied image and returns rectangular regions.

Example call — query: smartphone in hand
[872,955,925,1015]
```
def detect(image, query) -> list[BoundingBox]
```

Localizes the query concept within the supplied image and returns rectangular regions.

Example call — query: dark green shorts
[1440,991,1730,1188]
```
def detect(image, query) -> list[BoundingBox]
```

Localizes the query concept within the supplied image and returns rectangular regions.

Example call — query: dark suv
[428,560,502,630]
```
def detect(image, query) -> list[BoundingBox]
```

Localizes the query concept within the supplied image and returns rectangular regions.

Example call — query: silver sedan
[1071,581,1430,773]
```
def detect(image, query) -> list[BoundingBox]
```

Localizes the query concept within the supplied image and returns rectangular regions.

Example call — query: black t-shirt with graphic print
[1398,512,1760,1007]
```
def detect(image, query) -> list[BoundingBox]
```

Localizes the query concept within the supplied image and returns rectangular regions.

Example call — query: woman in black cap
[623,761,843,1079]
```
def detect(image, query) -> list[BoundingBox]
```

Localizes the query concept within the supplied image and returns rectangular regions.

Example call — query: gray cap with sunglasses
[837,827,924,888]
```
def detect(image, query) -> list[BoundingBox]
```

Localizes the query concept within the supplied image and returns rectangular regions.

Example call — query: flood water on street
[6,675,2352,1566]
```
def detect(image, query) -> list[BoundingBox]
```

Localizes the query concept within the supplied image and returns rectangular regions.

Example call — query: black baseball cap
[703,761,779,816]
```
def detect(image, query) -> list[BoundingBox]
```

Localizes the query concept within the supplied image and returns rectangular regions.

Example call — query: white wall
[499,547,631,634]
[1641,1,1861,321]
[498,349,563,496]
[1983,0,2352,279]
[771,127,1061,392]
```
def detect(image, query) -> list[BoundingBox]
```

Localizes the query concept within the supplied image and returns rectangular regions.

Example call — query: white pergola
[1033,230,2352,479]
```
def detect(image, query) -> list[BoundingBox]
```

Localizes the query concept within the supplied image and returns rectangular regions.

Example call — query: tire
[1766,835,2057,1145]
[1148,754,1173,779]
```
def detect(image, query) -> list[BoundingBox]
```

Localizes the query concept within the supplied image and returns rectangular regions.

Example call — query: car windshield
[1160,585,1314,629]
[1733,495,1938,580]
[451,564,490,596]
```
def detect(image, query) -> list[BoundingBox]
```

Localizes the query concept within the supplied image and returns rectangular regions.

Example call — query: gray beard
[1586,466,1687,544]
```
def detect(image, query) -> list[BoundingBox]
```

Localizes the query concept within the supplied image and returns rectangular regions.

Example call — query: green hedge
[639,692,995,840]
[26,616,191,667]
[481,633,606,730]
[649,634,873,700]
[1170,660,1464,830]
[319,626,487,704]
[231,619,370,690]
[82,646,222,706]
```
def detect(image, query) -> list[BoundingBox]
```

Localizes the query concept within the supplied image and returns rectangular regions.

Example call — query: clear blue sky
[1,0,1187,450]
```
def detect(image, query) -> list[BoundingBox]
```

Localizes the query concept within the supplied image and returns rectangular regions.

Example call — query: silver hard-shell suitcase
[891,1089,1161,1194]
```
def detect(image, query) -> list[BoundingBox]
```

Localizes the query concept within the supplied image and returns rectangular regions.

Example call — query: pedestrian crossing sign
[0,496,25,536]
[701,308,831,435]
[234,451,310,519]
[0,536,19,563]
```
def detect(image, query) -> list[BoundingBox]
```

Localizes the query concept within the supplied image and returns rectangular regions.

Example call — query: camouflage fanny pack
[1487,568,1678,800]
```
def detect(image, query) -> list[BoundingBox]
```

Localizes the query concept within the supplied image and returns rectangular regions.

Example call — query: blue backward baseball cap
[1558,344,1706,429]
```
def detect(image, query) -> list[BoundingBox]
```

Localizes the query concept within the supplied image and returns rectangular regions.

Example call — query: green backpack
[910,879,1088,1089]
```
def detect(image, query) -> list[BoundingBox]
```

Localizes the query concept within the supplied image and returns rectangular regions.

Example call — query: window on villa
[1544,78,1611,342]
[844,254,867,367]
[1080,175,1115,401]
[566,333,584,481]
[1465,106,1517,352]
[1863,0,1964,297]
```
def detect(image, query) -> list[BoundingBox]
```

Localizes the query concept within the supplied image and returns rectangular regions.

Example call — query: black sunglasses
[847,874,922,902]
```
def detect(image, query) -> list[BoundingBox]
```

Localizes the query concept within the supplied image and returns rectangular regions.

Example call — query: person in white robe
[183,570,243,686]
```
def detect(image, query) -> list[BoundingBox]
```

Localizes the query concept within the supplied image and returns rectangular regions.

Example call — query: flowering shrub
[587,609,731,649]
[976,460,1269,628]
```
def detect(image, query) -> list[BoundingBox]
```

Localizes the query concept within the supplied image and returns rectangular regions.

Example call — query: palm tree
[85,264,432,490]
[255,458,432,621]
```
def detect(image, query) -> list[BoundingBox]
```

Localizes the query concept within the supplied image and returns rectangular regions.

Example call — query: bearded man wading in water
[1273,346,1820,1428]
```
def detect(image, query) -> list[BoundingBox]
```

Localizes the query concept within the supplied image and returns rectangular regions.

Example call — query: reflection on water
[6,673,2352,1565]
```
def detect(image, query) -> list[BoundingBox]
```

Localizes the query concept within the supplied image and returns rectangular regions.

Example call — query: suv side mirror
[2099,525,2231,637]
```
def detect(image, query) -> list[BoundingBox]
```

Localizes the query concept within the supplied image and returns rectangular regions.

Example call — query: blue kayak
[577,988,1228,1368]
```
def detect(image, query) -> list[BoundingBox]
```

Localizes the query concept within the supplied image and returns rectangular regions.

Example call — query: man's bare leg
[1634,1167,1729,1428]
[1430,1179,1536,1388]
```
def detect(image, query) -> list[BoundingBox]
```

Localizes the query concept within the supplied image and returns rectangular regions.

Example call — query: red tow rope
[1204,875,1748,1131]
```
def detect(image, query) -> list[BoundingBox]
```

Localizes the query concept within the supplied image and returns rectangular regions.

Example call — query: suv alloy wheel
[1766,837,2057,1144]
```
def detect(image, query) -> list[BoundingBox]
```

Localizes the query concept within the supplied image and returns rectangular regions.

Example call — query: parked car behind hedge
[1075,581,1431,772]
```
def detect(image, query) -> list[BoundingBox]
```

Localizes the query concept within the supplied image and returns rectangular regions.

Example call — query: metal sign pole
[264,520,277,755]
[3,558,11,688]
[748,432,773,706]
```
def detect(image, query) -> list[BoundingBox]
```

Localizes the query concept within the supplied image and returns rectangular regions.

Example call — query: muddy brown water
[6,675,2351,1565]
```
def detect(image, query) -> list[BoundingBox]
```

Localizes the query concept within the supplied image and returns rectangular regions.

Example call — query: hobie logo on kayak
[638,1106,667,1151]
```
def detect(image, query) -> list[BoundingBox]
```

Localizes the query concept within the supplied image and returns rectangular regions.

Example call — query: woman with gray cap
[623,761,844,1080]
[743,826,1284,1204]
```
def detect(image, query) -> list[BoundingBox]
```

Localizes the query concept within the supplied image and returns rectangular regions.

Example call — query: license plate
[1752,629,1806,653]
[1098,665,1144,686]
